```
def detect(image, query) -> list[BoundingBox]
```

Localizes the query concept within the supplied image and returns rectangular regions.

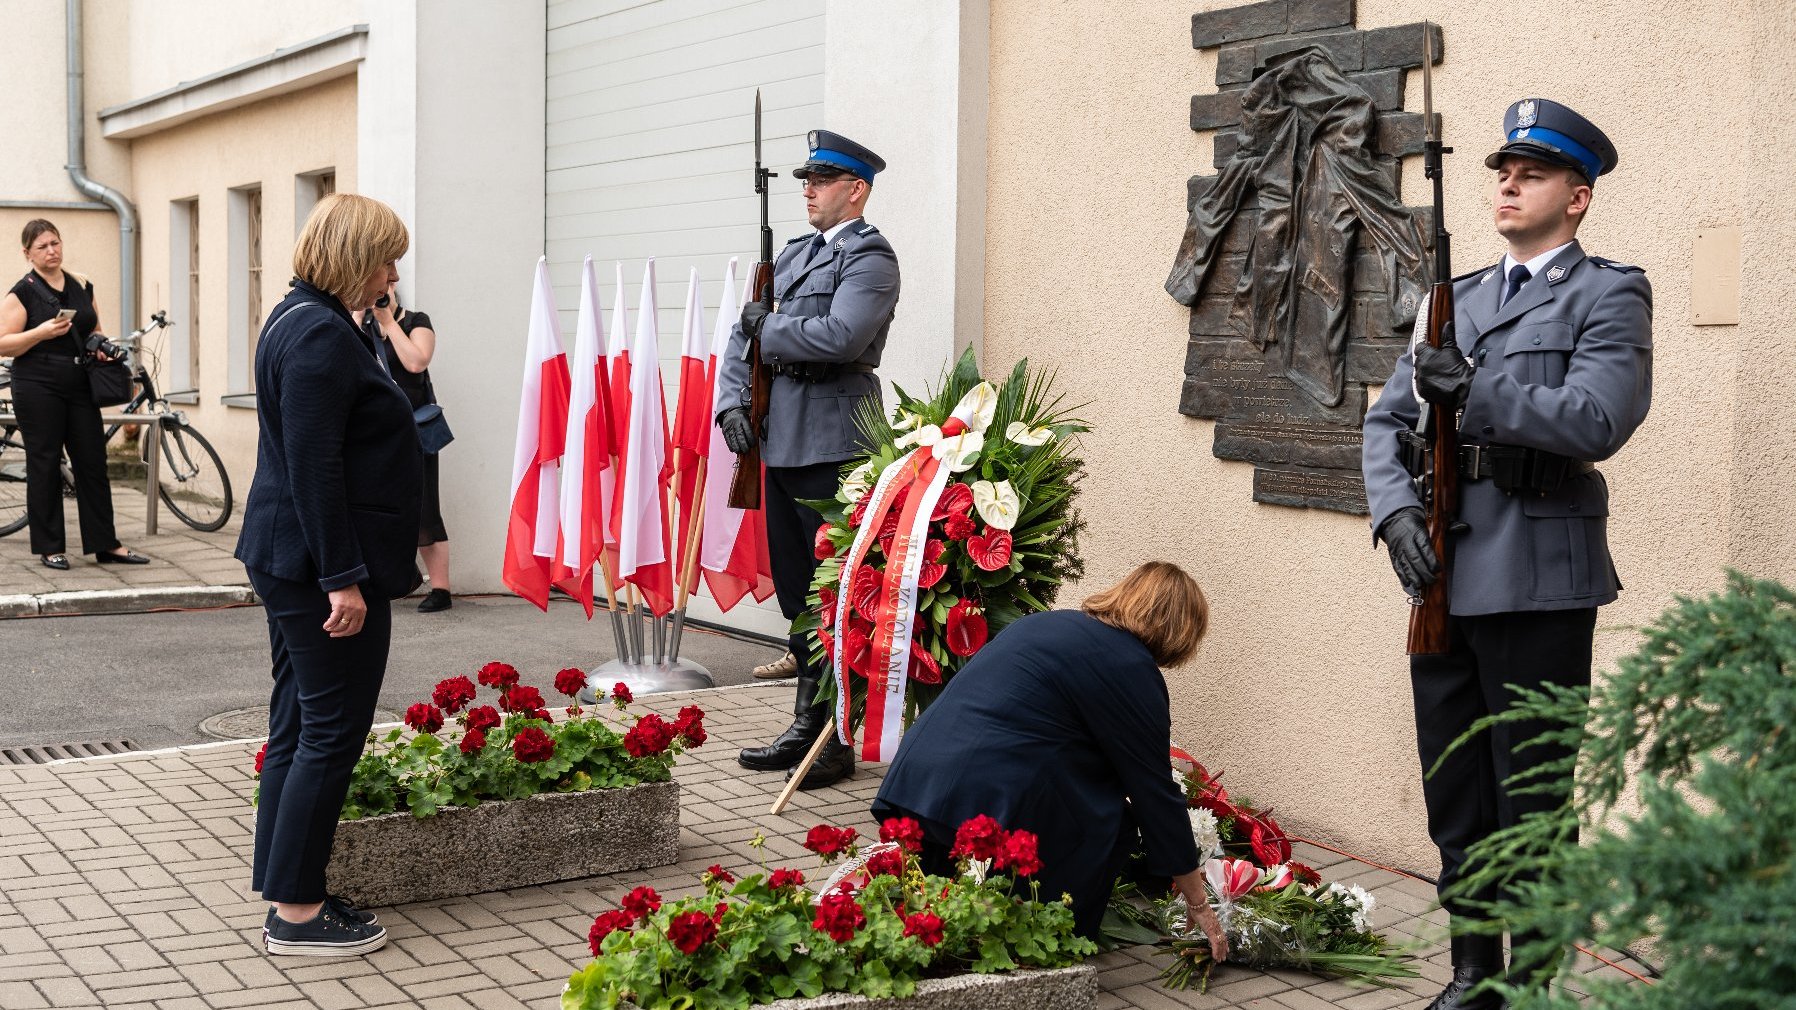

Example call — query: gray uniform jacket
[1361,241,1653,615]
[718,219,900,469]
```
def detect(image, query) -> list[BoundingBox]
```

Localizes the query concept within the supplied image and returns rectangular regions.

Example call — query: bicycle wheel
[156,422,233,532]
[0,424,28,537]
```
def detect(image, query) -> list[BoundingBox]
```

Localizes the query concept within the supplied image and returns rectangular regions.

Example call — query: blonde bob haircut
[292,194,409,307]
[1080,561,1209,668]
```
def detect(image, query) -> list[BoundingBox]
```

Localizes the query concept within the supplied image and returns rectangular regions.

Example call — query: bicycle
[0,310,233,536]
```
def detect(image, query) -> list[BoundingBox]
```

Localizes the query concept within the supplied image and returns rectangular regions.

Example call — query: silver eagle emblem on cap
[1517,99,1538,128]
[807,130,818,150]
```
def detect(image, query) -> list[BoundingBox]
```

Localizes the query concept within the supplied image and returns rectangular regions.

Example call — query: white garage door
[546,0,827,641]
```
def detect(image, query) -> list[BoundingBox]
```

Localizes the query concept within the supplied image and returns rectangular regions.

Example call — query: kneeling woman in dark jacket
[235,193,420,958]
[874,561,1227,958]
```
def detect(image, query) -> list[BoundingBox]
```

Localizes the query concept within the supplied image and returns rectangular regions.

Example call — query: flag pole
[666,458,709,663]
[768,718,835,816]
[595,548,631,663]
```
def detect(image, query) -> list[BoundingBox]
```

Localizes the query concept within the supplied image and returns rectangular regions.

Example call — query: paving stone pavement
[0,684,1653,1010]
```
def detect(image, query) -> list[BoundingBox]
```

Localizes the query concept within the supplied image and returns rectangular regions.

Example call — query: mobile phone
[375,295,390,309]
[55,309,76,321]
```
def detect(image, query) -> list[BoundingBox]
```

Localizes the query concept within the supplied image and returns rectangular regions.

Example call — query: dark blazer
[874,610,1199,927]
[235,279,422,599]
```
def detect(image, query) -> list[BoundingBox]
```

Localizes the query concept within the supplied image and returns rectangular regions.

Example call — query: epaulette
[1589,257,1645,274]
[784,234,809,246]
[856,223,879,236]
[1454,264,1497,285]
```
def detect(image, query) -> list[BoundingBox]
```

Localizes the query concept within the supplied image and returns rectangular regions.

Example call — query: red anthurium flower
[405,703,445,735]
[818,585,838,629]
[1246,814,1292,865]
[851,564,883,623]
[253,743,266,775]
[621,886,661,921]
[511,727,554,763]
[880,817,927,853]
[966,528,1013,572]
[916,539,948,589]
[459,729,486,755]
[844,628,874,680]
[945,600,989,657]
[1205,858,1262,902]
[942,513,976,540]
[907,646,942,685]
[811,892,866,943]
[432,676,477,714]
[999,830,1042,877]
[814,524,837,560]
[553,667,588,698]
[902,911,945,947]
[588,909,635,955]
[817,627,835,661]
[932,481,974,520]
[950,815,1007,862]
[465,705,501,733]
[476,662,519,689]
[848,497,869,528]
[666,910,718,954]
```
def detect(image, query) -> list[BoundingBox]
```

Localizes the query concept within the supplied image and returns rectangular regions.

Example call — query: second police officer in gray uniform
[718,130,900,791]
[1362,99,1652,1010]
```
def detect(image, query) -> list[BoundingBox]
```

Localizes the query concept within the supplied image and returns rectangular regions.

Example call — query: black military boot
[1425,932,1506,1010]
[738,668,827,771]
[1507,930,1565,993]
[788,735,854,790]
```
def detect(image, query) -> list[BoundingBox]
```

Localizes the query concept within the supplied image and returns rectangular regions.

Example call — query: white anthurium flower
[837,461,876,504]
[894,424,942,450]
[934,430,985,473]
[950,382,999,432]
[1005,421,1053,446]
[971,479,1020,530]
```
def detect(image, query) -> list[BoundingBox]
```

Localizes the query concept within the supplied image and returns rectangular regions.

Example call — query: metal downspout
[65,0,137,334]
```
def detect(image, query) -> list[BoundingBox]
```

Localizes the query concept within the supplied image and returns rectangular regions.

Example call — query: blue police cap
[792,130,885,183]
[1484,98,1617,184]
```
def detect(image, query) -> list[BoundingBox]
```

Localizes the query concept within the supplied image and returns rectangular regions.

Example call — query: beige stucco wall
[983,0,1790,871]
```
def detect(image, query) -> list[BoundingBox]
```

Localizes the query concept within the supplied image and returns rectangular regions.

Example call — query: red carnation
[459,729,487,755]
[811,892,866,943]
[804,824,859,861]
[908,646,942,685]
[511,726,555,763]
[587,910,635,955]
[666,910,718,954]
[253,743,266,775]
[951,814,1007,862]
[902,911,945,947]
[704,864,736,885]
[966,529,1014,572]
[945,600,989,657]
[405,702,445,735]
[768,868,806,891]
[553,667,588,698]
[998,830,1042,877]
[1290,861,1322,887]
[880,817,926,853]
[432,676,477,714]
[865,848,906,878]
[500,684,545,714]
[624,714,678,758]
[465,705,501,733]
[942,513,976,541]
[814,524,838,560]
[673,705,708,747]
[932,481,974,520]
[621,886,661,921]
[477,661,519,689]
[612,682,633,706]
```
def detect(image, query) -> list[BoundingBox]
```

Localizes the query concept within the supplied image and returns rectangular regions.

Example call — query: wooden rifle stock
[1406,281,1457,655]
[726,261,775,510]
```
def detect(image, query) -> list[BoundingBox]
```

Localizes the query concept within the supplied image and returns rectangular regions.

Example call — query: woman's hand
[38,315,73,339]
[1171,868,1229,963]
[323,584,367,638]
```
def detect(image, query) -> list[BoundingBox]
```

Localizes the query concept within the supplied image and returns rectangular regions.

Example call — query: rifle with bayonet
[728,89,777,511]
[1406,24,1456,656]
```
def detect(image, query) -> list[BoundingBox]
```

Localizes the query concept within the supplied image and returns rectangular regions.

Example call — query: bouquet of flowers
[251,662,706,819]
[1106,750,1415,992]
[563,815,1098,1010]
[794,348,1086,756]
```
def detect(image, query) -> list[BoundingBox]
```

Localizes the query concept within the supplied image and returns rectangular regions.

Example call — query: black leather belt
[771,361,875,382]
[1457,443,1593,494]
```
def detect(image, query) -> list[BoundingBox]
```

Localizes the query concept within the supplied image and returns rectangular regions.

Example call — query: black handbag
[84,356,133,406]
[415,371,453,454]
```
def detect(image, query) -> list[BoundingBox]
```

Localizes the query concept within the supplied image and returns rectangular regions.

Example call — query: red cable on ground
[1291,834,1657,986]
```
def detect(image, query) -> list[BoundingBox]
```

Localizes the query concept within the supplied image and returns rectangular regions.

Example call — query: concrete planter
[622,965,1096,1010]
[326,780,679,907]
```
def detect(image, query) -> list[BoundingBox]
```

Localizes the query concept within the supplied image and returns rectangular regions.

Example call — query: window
[226,183,263,400]
[295,167,337,233]
[167,198,199,398]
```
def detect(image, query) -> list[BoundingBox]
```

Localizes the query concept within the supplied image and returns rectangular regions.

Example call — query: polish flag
[699,258,774,612]
[615,258,674,617]
[603,263,632,585]
[501,257,571,611]
[551,255,613,616]
[669,267,712,594]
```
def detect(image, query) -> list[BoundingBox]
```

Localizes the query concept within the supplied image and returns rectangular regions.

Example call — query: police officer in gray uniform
[1362,99,1651,1010]
[718,130,900,791]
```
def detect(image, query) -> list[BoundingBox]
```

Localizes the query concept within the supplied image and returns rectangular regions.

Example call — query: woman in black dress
[355,284,450,612]
[0,219,150,569]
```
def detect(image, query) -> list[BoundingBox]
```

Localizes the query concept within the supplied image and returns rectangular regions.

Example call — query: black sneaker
[264,906,387,956]
[326,893,378,925]
[417,588,453,613]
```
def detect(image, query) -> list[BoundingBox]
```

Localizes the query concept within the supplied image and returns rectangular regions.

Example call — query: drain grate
[200,706,401,741]
[0,739,140,764]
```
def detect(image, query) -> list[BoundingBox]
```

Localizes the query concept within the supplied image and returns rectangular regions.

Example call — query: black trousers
[765,461,845,708]
[248,568,393,903]
[10,360,119,556]
[1410,607,1595,917]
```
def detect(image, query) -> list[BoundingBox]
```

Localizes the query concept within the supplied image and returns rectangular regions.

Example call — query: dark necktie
[802,233,827,268]
[1501,264,1532,308]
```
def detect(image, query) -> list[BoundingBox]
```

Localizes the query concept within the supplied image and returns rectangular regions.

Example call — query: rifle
[1406,23,1456,656]
[728,89,777,510]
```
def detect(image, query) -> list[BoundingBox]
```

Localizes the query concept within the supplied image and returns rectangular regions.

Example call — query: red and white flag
[551,255,614,616]
[669,267,712,594]
[501,257,572,611]
[699,258,774,612]
[603,262,632,582]
[616,259,674,616]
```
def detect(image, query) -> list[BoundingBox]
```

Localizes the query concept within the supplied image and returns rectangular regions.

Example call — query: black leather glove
[1378,506,1439,596]
[718,407,756,455]
[739,300,770,340]
[1415,341,1474,407]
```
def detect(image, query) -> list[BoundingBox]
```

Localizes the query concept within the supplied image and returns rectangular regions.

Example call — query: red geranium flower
[465,705,501,733]
[511,727,555,763]
[703,864,736,885]
[907,646,942,685]
[951,814,1007,862]
[768,868,806,891]
[459,729,487,755]
[476,662,519,689]
[666,910,718,954]
[405,703,445,735]
[500,685,545,714]
[865,848,906,878]
[432,676,477,714]
[624,714,677,758]
[803,824,859,860]
[1290,861,1322,887]
[612,682,633,705]
[942,513,976,541]
[621,886,661,921]
[902,911,945,947]
[711,901,729,924]
[553,667,587,698]
[966,529,1013,572]
[811,892,866,943]
[814,524,837,560]
[588,909,635,955]
[932,482,974,520]
[533,708,554,723]
[673,705,707,747]
[880,816,926,853]
[253,743,266,775]
[998,830,1041,877]
[945,600,989,657]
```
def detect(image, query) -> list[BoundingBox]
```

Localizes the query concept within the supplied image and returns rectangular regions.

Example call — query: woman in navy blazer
[235,193,420,957]
[874,562,1228,957]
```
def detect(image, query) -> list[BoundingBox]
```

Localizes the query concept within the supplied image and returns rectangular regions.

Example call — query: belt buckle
[1462,443,1484,479]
